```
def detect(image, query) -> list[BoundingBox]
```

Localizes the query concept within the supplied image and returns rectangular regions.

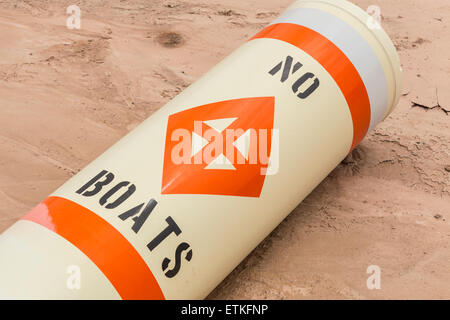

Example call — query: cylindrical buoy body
[0,0,402,299]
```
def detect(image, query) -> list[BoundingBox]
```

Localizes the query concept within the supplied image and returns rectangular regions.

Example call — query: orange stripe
[251,23,371,151]
[22,196,165,300]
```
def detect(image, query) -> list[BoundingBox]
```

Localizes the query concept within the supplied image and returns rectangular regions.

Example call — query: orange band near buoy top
[23,197,165,300]
[251,23,371,151]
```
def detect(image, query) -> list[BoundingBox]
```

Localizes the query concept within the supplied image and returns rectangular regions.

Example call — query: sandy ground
[0,0,448,299]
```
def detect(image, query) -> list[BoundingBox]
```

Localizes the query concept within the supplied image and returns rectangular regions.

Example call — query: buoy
[0,0,402,299]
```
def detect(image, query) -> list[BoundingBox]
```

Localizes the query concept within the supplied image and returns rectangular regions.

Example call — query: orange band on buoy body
[251,23,371,151]
[22,197,165,300]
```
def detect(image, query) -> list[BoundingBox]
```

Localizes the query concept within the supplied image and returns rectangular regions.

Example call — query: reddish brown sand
[0,0,448,299]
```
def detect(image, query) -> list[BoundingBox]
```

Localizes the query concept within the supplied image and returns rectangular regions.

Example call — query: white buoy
[0,0,401,299]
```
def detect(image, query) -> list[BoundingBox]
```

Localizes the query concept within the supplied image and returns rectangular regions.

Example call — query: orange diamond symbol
[161,97,275,197]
